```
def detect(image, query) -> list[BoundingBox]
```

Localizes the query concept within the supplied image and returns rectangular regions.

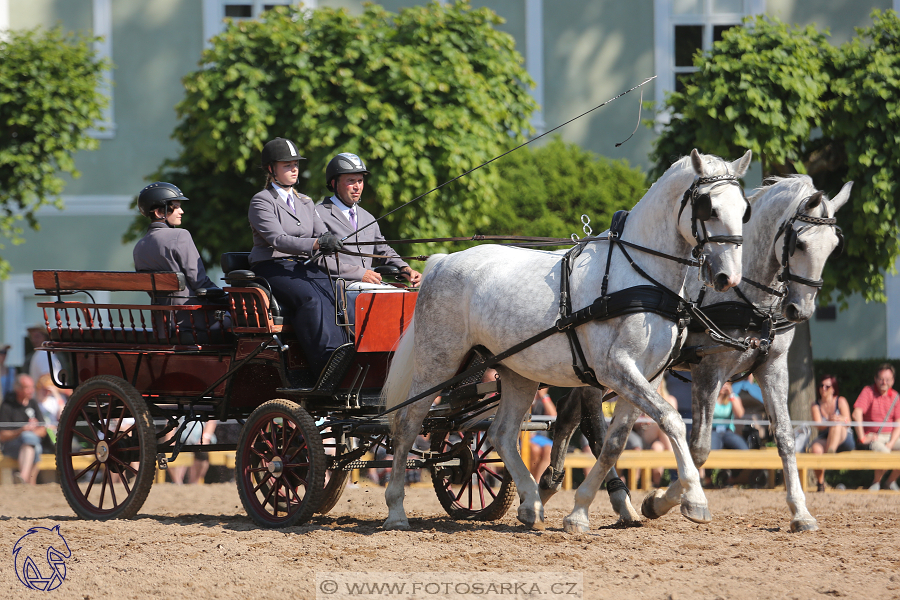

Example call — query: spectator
[36,373,66,428]
[529,387,556,480]
[711,382,748,451]
[809,374,854,492]
[0,344,16,400]
[0,374,47,484]
[27,325,63,388]
[852,363,900,491]
[169,419,218,485]
[664,372,693,436]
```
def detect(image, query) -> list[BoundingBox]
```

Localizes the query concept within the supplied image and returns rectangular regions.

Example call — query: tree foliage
[649,11,900,303]
[126,1,536,263]
[0,27,108,278]
[491,137,647,239]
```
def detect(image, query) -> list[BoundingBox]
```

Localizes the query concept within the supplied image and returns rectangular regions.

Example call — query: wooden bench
[0,451,236,485]
[560,448,900,492]
[33,269,185,295]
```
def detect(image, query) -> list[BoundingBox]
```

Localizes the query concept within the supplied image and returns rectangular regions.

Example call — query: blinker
[694,193,712,221]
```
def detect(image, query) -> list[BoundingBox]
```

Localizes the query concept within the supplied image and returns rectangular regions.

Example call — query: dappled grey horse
[380,149,752,531]
[542,175,851,533]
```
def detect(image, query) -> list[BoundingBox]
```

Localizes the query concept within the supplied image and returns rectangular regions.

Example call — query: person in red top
[852,363,900,491]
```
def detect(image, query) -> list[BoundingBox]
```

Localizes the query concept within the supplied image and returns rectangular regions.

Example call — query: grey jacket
[316,196,408,281]
[133,222,218,305]
[248,185,329,265]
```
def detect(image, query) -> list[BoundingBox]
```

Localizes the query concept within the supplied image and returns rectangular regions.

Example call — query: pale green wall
[10,0,91,30]
[766,0,891,44]
[810,294,887,359]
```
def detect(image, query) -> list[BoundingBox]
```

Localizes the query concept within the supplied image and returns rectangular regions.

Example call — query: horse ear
[690,149,704,176]
[730,149,752,178]
[830,181,853,212]
[805,191,824,211]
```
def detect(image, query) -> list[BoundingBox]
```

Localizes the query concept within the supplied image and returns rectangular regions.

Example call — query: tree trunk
[788,320,816,424]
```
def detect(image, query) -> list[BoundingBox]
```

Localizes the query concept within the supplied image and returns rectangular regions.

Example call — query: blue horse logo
[13,525,71,591]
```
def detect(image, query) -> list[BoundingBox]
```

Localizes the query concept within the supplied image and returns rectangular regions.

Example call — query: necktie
[349,206,357,230]
[286,194,296,215]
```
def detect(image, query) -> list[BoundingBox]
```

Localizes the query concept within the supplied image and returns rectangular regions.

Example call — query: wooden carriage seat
[220,252,284,326]
[33,270,230,345]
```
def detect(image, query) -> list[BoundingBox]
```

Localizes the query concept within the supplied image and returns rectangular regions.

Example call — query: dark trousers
[253,259,345,373]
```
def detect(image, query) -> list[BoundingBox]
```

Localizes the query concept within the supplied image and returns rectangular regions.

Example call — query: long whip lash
[346,76,657,242]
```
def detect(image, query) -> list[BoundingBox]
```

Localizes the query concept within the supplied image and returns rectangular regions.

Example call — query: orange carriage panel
[76,353,231,396]
[354,291,417,353]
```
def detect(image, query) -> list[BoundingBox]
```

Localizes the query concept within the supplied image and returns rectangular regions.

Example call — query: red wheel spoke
[281,423,299,454]
[78,408,100,442]
[83,462,102,498]
[254,472,275,495]
[283,441,308,464]
[70,450,96,457]
[98,467,108,510]
[284,468,308,490]
[109,455,138,478]
[475,470,499,500]
[73,459,100,481]
[107,468,119,507]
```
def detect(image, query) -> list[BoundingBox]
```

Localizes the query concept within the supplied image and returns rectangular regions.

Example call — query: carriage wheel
[236,400,325,528]
[56,375,156,520]
[317,430,352,515]
[431,430,516,521]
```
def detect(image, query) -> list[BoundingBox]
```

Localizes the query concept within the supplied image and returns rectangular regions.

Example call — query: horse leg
[383,394,435,530]
[564,402,641,533]
[643,369,716,520]
[585,389,641,524]
[540,389,581,505]
[757,360,818,532]
[486,367,542,529]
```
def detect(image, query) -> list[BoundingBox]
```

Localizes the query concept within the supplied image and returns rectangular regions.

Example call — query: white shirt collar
[330,195,357,222]
[273,184,294,207]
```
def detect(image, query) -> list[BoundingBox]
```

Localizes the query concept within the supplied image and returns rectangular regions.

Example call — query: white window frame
[525,0,545,135]
[88,0,116,139]
[654,0,764,127]
[202,0,314,46]
[3,274,111,368]
[0,0,9,35]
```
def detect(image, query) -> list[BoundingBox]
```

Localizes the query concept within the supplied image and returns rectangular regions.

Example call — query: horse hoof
[516,507,545,530]
[383,518,411,531]
[641,492,663,520]
[680,501,712,524]
[790,517,819,533]
[563,516,590,534]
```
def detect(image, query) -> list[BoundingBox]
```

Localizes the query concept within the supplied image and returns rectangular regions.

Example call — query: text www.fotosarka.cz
[316,572,583,599]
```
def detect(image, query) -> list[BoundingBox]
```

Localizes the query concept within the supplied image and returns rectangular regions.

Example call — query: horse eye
[796,240,807,253]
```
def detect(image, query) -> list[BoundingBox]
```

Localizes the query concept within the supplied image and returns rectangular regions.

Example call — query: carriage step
[278,342,357,395]
[338,458,460,470]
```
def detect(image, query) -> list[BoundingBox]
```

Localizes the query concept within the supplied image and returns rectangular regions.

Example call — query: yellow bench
[560,448,900,492]
[0,452,237,485]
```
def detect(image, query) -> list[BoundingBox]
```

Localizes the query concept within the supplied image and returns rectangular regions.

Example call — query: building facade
[1,0,897,366]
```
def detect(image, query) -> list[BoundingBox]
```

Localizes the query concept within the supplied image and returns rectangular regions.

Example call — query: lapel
[324,199,354,236]
[268,185,301,223]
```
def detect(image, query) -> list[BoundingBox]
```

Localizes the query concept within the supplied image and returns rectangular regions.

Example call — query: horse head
[13,525,71,591]
[677,149,752,292]
[775,181,852,322]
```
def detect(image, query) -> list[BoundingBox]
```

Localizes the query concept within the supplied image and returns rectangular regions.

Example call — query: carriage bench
[561,448,900,492]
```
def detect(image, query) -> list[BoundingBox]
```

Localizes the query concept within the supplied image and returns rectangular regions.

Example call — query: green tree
[0,27,109,278]
[491,137,647,239]
[126,1,536,264]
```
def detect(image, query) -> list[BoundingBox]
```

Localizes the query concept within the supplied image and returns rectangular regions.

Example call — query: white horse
[547,175,851,534]
[381,149,752,531]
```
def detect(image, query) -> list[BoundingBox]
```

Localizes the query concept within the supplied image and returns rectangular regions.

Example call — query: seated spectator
[169,418,218,485]
[528,387,557,480]
[852,363,900,491]
[711,382,748,451]
[809,374,854,492]
[27,325,65,391]
[0,374,47,485]
[36,373,65,428]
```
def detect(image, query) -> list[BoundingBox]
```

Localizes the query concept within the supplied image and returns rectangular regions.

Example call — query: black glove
[317,232,344,254]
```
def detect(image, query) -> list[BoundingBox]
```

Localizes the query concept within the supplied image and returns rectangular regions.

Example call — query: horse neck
[616,168,695,293]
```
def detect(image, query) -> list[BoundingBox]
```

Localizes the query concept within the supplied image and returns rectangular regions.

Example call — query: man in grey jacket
[317,153,421,285]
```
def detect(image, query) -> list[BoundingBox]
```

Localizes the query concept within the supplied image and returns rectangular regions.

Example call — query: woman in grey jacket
[248,137,345,375]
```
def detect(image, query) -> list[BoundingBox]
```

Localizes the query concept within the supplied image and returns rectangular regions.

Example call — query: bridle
[678,174,751,259]
[770,199,844,290]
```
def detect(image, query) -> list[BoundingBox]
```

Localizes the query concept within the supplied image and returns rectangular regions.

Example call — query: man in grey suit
[317,153,421,285]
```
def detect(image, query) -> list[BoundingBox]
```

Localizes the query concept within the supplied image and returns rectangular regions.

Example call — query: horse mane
[750,175,832,222]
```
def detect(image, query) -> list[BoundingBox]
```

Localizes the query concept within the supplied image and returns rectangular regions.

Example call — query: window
[654,0,764,125]
[203,1,314,44]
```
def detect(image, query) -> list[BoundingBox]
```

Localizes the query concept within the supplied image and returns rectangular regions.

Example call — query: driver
[317,153,421,285]
[133,181,229,329]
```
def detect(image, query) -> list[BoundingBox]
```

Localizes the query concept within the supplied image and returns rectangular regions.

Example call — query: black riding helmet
[138,182,188,218]
[325,153,370,191]
[261,137,304,167]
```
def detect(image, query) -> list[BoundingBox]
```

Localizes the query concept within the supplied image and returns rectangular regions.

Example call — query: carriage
[33,253,523,528]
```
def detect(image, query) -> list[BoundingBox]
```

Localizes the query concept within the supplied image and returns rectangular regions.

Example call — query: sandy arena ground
[1,480,899,599]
